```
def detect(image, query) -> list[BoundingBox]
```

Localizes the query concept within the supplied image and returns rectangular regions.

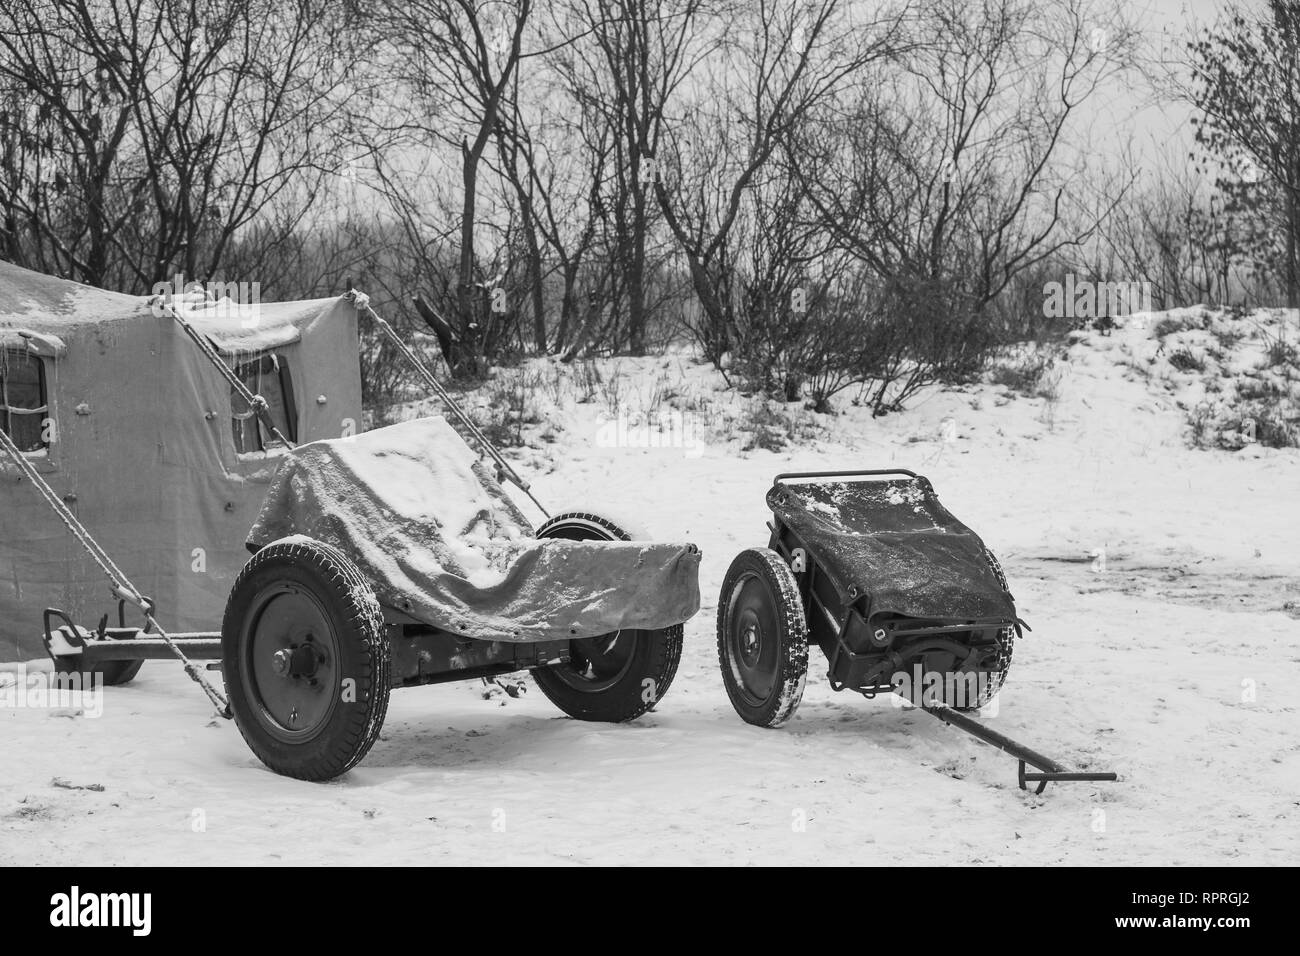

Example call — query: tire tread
[223,538,390,780]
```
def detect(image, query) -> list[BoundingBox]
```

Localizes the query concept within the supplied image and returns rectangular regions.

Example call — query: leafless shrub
[989,346,1059,395]
[572,360,603,404]
[1262,327,1298,368]
[1154,316,1198,338]
[736,403,813,453]
[1168,348,1207,373]
[482,368,543,448]
[1188,397,1298,449]
[598,364,626,418]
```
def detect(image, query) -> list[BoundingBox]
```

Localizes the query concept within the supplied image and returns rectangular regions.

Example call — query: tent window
[231,353,298,454]
[0,348,48,453]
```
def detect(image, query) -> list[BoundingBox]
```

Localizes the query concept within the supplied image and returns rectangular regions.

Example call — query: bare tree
[793,0,1139,324]
[1188,0,1300,306]
[367,0,532,374]
[569,0,708,354]
[0,0,358,290]
[491,75,613,353]
[1093,151,1268,309]
[653,0,906,365]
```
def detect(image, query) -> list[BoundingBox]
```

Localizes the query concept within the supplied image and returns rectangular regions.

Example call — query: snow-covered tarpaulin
[247,417,702,641]
[768,477,1019,624]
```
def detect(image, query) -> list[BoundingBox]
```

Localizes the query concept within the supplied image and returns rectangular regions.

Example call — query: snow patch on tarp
[0,260,145,329]
[247,417,701,641]
[0,328,67,356]
[175,294,339,354]
[0,259,337,355]
[769,477,1017,624]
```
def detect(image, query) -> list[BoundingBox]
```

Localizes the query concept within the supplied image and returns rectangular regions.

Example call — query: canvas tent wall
[0,260,362,661]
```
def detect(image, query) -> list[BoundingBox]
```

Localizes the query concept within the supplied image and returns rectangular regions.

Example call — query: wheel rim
[548,629,639,693]
[535,516,644,694]
[240,584,340,743]
[725,572,780,706]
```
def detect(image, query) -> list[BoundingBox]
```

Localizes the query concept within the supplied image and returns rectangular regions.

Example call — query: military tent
[0,260,362,660]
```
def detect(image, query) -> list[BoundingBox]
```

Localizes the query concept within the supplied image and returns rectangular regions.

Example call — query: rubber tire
[532,511,683,722]
[950,548,1015,712]
[221,538,390,781]
[717,547,808,727]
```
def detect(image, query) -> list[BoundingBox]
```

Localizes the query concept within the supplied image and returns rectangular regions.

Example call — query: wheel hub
[554,629,636,689]
[727,575,779,703]
[270,648,291,677]
[270,638,323,680]
[740,621,762,665]
[244,587,339,740]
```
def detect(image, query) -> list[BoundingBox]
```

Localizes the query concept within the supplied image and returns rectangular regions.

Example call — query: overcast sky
[1099,0,1250,171]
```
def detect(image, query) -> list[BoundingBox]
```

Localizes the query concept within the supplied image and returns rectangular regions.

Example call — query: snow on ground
[2,310,1298,865]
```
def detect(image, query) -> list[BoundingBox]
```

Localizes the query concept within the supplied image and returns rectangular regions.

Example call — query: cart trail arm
[921,701,1118,794]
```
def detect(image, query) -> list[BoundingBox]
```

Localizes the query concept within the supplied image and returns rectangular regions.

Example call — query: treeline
[1,0,1295,411]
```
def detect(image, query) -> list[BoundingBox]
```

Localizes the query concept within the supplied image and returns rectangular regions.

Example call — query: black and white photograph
[0,0,1293,893]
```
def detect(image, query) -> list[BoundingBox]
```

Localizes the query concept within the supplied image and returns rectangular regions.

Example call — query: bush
[1264,334,1298,368]
[481,368,543,448]
[736,402,814,453]
[1212,326,1246,350]
[1167,348,1206,373]
[988,346,1058,394]
[1154,315,1196,338]
[731,270,998,415]
[1186,396,1298,449]
[572,359,603,404]
[1237,377,1285,401]
[1187,402,1217,448]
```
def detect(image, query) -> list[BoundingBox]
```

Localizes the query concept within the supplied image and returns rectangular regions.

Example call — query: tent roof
[0,258,146,328]
[0,258,346,354]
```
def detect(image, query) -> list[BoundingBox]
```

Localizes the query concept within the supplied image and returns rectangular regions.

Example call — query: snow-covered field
[3,310,1298,865]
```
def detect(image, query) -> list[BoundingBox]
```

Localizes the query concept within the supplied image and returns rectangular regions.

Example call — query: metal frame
[43,601,572,691]
[923,703,1119,794]
[761,469,1117,793]
[762,507,1018,697]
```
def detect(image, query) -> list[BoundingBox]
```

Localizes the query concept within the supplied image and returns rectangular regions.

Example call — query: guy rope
[160,298,296,449]
[0,423,232,717]
[346,290,549,518]
[0,291,298,717]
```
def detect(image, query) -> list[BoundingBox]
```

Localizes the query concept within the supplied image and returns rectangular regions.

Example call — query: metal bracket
[1018,759,1119,794]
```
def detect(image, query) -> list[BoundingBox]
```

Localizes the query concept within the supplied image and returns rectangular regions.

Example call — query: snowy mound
[1065,306,1299,450]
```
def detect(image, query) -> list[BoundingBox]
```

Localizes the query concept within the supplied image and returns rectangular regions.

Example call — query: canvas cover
[768,477,1019,624]
[0,260,363,660]
[247,417,702,641]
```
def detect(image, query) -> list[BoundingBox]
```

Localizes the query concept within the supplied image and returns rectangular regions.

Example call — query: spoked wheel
[532,511,683,721]
[221,538,390,781]
[717,548,808,727]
